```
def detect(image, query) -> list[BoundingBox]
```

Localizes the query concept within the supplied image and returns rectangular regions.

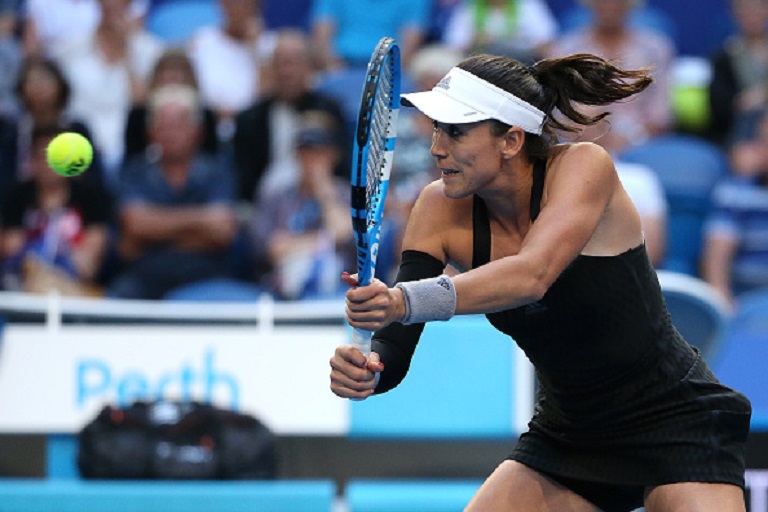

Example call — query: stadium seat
[619,134,729,276]
[146,0,221,45]
[163,279,266,302]
[345,479,482,512]
[711,288,768,430]
[314,67,415,138]
[0,480,336,512]
[262,0,313,31]
[314,66,371,137]
[657,270,730,363]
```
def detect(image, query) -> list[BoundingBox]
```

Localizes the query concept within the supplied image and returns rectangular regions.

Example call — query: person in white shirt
[442,0,558,63]
[53,0,163,187]
[22,0,147,57]
[187,0,275,141]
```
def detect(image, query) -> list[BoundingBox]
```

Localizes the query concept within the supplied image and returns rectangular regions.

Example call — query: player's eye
[434,122,465,139]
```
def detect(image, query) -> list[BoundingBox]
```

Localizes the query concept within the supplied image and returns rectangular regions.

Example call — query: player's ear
[500,126,525,159]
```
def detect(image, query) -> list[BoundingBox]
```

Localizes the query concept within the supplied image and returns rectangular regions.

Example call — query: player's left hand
[342,272,405,330]
[329,344,383,399]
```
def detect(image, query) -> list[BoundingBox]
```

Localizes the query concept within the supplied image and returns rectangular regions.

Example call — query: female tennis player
[329,53,751,512]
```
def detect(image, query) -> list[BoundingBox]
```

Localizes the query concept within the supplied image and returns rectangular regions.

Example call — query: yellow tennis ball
[46,132,93,177]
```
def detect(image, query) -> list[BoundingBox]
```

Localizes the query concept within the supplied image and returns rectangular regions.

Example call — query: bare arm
[119,204,236,258]
[1,229,25,260]
[398,25,425,70]
[311,20,341,71]
[345,144,642,329]
[451,145,627,313]
[71,226,109,281]
[701,233,737,306]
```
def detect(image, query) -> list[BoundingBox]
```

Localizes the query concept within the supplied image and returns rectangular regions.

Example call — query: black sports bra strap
[472,195,491,268]
[472,160,546,269]
[530,159,546,221]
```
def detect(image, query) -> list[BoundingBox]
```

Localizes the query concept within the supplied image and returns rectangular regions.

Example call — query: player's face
[430,121,506,199]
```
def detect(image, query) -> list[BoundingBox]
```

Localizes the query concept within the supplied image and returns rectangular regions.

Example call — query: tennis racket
[350,37,401,359]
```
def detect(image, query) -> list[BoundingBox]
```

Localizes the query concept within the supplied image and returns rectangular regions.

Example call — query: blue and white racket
[350,37,401,358]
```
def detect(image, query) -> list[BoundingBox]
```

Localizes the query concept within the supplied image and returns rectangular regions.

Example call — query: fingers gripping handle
[352,327,372,359]
[350,328,374,402]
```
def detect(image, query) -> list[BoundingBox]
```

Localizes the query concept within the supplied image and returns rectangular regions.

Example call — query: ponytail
[531,53,653,134]
[458,53,653,160]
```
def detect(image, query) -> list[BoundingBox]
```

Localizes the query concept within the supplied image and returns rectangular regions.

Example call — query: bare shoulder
[548,142,614,172]
[546,142,618,191]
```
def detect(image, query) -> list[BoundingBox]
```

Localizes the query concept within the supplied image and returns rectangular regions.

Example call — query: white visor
[401,67,545,135]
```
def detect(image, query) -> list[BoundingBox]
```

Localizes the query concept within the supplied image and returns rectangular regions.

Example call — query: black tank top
[471,160,689,391]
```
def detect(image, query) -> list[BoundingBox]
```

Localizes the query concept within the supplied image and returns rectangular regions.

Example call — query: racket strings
[365,61,396,225]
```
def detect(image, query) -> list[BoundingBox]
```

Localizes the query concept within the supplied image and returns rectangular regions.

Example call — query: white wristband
[395,275,457,325]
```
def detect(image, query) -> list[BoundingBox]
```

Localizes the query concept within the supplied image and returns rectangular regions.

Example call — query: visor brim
[400,90,491,125]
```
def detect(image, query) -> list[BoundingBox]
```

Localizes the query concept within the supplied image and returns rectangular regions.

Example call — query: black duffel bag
[77,400,277,480]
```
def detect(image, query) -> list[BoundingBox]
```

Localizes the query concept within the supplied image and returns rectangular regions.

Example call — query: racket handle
[352,327,372,359]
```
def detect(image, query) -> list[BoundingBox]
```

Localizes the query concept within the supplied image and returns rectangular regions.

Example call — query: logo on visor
[436,76,451,90]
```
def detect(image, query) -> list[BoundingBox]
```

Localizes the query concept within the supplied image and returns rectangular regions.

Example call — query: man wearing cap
[252,111,354,299]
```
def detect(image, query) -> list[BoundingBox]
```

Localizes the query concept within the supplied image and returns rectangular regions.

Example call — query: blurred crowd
[0,0,766,313]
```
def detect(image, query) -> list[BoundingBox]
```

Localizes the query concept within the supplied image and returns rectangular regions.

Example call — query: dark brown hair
[149,48,199,90]
[458,53,653,161]
[16,57,71,111]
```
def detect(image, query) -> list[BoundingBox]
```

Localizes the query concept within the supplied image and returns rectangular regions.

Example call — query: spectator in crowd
[549,0,675,156]
[187,0,275,141]
[233,28,347,202]
[703,109,768,307]
[53,0,164,186]
[310,0,430,72]
[0,1,21,201]
[425,0,464,44]
[9,57,105,188]
[22,0,147,58]
[251,110,353,300]
[0,124,111,296]
[442,0,558,64]
[0,0,21,117]
[109,84,238,300]
[123,47,218,163]
[708,0,768,149]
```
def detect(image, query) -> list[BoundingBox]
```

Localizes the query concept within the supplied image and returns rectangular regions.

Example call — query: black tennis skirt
[508,345,751,511]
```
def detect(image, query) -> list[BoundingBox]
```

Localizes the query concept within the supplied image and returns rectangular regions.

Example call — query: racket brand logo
[436,76,451,90]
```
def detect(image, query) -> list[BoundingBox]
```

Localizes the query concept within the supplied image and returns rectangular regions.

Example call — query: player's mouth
[440,168,460,176]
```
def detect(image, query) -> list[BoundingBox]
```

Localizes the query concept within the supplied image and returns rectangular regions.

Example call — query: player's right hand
[329,344,384,400]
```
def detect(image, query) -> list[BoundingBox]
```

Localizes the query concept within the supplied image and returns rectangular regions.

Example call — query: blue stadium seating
[712,288,768,430]
[19,434,336,511]
[619,134,729,276]
[657,270,730,363]
[146,0,221,45]
[345,479,483,512]
[0,479,336,512]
